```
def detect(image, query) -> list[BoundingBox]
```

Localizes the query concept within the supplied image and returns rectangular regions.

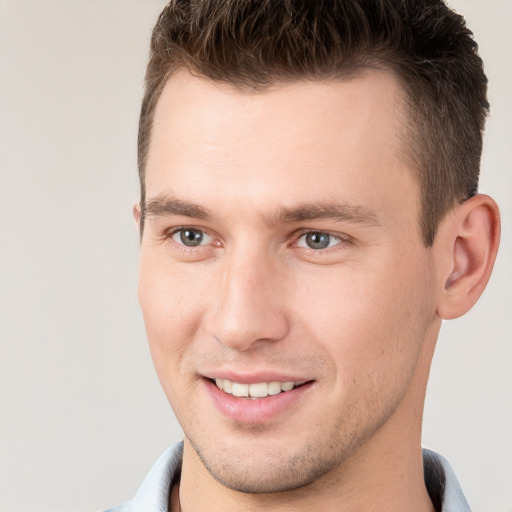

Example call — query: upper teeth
[215,379,304,398]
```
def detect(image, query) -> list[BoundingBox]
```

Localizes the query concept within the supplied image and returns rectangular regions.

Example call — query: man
[108,1,500,510]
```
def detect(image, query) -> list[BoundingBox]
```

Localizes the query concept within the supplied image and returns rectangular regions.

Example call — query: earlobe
[437,194,500,320]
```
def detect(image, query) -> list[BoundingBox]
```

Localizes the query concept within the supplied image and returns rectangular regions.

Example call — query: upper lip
[202,371,312,384]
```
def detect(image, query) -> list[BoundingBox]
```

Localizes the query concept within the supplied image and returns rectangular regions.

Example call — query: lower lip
[203,379,314,424]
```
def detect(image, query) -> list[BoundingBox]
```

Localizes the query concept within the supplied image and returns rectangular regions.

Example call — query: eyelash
[295,230,344,251]
[165,227,351,254]
[166,227,218,251]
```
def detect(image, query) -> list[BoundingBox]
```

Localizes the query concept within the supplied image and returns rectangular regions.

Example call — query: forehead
[146,69,417,223]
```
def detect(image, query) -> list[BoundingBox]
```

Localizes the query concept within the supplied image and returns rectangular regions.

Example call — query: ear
[133,202,142,240]
[436,194,500,320]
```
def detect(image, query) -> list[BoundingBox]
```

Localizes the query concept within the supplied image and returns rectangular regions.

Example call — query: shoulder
[423,448,471,512]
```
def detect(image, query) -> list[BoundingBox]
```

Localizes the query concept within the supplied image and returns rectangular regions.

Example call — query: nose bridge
[211,241,288,350]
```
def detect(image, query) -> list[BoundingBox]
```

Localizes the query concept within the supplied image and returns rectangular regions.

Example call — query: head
[138,0,489,246]
[134,0,499,501]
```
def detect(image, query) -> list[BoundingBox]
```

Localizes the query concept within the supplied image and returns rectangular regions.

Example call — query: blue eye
[297,232,341,250]
[172,228,213,247]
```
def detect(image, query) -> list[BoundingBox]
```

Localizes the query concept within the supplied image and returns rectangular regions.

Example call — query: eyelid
[296,232,340,249]
[167,226,218,248]
[293,229,353,251]
[162,226,351,252]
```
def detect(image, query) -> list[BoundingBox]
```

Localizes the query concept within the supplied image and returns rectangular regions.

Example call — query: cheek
[294,253,436,388]
[137,258,213,427]
[138,255,208,378]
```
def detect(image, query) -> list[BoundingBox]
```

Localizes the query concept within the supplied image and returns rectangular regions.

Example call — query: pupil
[180,229,203,246]
[306,232,330,249]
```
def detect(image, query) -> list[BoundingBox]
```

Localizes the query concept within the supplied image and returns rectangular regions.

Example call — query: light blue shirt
[104,442,471,512]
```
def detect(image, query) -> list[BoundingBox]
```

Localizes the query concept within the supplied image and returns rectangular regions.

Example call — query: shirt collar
[114,443,470,512]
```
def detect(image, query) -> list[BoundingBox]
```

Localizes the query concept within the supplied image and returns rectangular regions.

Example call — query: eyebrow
[144,196,212,220]
[144,195,381,227]
[275,203,382,226]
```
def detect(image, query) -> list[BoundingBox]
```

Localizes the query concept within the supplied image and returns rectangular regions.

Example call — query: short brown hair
[138,0,488,245]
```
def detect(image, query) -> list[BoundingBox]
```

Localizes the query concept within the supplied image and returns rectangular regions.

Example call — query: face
[138,70,441,493]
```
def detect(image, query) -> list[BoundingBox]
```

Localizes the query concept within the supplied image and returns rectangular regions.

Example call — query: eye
[171,228,214,247]
[296,231,342,250]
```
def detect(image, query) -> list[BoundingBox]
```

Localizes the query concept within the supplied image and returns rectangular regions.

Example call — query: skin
[136,69,500,511]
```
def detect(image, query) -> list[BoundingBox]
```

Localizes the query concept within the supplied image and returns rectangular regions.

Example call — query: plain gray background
[0,1,510,511]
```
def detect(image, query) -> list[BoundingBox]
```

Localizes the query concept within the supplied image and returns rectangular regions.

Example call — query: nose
[207,250,290,351]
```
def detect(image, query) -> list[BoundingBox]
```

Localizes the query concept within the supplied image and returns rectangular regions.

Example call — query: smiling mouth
[213,378,308,398]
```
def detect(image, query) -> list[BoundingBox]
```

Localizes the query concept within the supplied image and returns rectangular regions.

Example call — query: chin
[188,433,348,494]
